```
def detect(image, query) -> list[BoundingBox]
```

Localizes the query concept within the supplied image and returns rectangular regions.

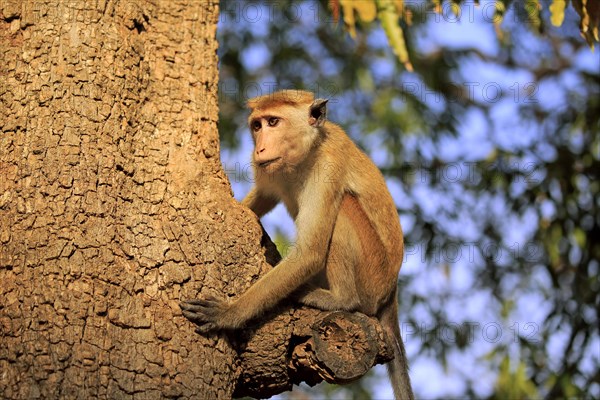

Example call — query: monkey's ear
[309,98,328,127]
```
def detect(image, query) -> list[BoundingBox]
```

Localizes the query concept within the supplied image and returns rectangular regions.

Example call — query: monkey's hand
[179,295,231,334]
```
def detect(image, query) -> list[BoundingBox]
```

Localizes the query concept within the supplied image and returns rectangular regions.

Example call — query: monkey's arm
[242,187,279,218]
[181,185,341,332]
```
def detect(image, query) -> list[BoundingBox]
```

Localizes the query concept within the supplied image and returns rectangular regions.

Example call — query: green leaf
[573,227,586,248]
[514,360,540,398]
[340,0,357,38]
[570,0,600,48]
[272,230,292,257]
[547,224,563,268]
[495,356,540,398]
[525,0,541,30]
[376,0,413,71]
[550,0,566,27]
[355,0,377,22]
[340,0,377,38]
[500,299,515,320]
[493,0,507,39]
[450,0,461,18]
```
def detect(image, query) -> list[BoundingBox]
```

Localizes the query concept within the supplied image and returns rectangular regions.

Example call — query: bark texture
[233,309,393,398]
[0,0,244,398]
[0,1,393,399]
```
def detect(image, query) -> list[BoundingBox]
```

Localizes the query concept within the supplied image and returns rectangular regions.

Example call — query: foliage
[217,0,599,398]
[334,0,600,68]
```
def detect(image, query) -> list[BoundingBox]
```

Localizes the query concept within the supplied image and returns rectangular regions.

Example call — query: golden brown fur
[181,90,413,400]
[246,89,315,113]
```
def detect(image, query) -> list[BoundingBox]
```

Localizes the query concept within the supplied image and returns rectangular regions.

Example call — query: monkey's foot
[179,296,228,333]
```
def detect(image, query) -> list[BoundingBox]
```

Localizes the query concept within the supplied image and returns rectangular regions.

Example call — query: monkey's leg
[296,215,361,311]
[297,287,358,311]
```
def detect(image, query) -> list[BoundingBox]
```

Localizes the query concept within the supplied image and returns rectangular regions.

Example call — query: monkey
[180,90,414,400]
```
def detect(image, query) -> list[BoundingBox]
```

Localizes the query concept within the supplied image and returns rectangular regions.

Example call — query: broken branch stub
[233,308,394,398]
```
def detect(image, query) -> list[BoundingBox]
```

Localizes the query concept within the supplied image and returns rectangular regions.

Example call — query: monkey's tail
[380,291,414,400]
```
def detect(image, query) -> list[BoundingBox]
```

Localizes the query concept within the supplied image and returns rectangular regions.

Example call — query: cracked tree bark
[0,1,394,399]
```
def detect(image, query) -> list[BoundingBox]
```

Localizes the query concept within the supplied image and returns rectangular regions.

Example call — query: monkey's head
[247,90,328,174]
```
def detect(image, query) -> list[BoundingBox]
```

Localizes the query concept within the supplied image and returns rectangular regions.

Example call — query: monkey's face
[249,105,318,174]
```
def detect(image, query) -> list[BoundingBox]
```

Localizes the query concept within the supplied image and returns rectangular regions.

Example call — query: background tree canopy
[216,0,599,398]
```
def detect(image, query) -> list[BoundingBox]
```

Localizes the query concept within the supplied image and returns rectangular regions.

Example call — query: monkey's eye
[267,117,279,127]
[252,121,261,132]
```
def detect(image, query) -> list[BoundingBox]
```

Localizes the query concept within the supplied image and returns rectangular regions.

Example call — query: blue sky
[218,1,600,397]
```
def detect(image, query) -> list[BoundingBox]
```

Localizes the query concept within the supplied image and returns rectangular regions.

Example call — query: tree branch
[232,307,394,398]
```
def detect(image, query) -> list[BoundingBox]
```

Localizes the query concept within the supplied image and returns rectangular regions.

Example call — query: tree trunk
[0,1,393,398]
[0,0,240,397]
